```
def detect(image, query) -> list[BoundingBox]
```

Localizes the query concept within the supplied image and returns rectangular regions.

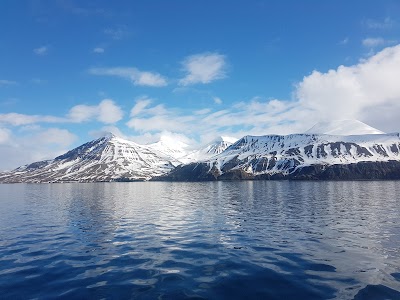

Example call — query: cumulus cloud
[89,67,168,87]
[68,105,97,123]
[179,52,227,86]
[0,127,78,171]
[33,46,49,55]
[296,44,400,131]
[125,44,400,142]
[98,99,123,123]
[35,128,77,147]
[68,99,123,124]
[1,99,123,126]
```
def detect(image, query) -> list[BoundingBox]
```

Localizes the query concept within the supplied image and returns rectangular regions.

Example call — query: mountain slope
[161,132,400,181]
[147,135,190,160]
[0,134,178,183]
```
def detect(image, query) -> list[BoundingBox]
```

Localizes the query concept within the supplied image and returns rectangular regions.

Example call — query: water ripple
[0,181,400,299]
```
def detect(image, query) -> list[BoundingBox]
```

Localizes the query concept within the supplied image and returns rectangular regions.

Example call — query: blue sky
[1,0,400,170]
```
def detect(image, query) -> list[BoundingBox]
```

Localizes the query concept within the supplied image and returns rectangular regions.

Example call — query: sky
[1,0,400,170]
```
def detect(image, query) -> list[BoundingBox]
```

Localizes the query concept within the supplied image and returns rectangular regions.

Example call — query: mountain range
[1,120,400,182]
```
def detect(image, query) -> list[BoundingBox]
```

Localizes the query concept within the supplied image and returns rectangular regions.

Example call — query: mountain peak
[305,119,385,135]
[212,136,238,144]
[102,132,117,140]
[147,134,190,160]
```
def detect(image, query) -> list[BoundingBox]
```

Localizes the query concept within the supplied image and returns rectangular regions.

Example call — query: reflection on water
[0,181,400,299]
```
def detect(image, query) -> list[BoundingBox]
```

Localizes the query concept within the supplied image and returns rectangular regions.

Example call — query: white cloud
[194,108,212,115]
[33,46,48,55]
[0,79,17,86]
[0,113,64,126]
[125,44,400,142]
[213,96,223,104]
[68,105,98,123]
[296,44,400,132]
[68,99,123,124]
[130,97,153,116]
[365,17,395,29]
[126,102,195,132]
[98,99,123,123]
[362,37,386,48]
[179,52,227,86]
[1,99,123,126]
[0,128,11,144]
[126,115,187,133]
[362,37,397,50]
[135,72,167,87]
[93,47,105,53]
[35,128,77,147]
[0,127,78,171]
[89,67,168,87]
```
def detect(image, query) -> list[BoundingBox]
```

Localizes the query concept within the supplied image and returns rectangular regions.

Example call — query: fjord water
[1,182,399,299]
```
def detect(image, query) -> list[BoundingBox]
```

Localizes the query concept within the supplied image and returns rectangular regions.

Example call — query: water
[0,181,400,299]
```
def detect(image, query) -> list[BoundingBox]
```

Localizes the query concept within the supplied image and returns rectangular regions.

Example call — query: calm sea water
[0,181,400,299]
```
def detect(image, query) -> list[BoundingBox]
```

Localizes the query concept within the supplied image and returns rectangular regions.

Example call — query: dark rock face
[157,161,400,181]
[289,161,400,180]
[55,138,106,161]
[156,163,217,181]
[24,160,51,171]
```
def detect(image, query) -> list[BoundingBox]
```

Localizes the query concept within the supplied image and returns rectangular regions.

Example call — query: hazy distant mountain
[180,136,237,164]
[0,133,179,183]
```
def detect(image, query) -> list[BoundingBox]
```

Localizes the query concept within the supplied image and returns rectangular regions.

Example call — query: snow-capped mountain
[163,121,400,181]
[180,136,237,164]
[147,135,190,160]
[0,133,179,183]
[2,120,400,182]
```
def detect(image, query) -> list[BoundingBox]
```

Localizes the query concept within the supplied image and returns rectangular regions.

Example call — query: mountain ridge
[1,120,400,182]
[159,131,400,181]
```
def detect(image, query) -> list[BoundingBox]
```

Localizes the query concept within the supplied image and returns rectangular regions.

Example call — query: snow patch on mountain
[147,134,191,160]
[208,132,400,176]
